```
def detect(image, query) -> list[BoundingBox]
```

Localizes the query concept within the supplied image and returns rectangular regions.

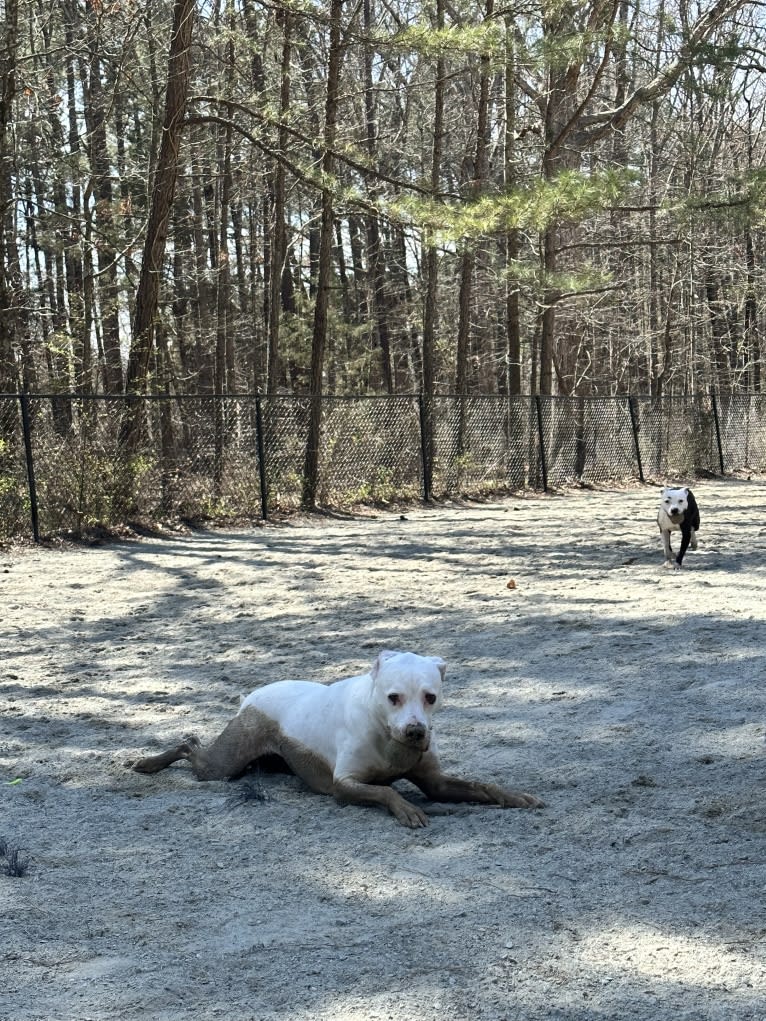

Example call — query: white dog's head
[660,487,689,519]
[370,650,446,751]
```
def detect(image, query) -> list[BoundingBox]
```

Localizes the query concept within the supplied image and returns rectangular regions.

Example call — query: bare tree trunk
[215,119,232,393]
[83,0,124,393]
[504,19,521,396]
[421,0,445,500]
[214,99,232,495]
[0,0,19,391]
[744,95,760,392]
[704,270,731,391]
[538,230,557,395]
[301,0,345,509]
[362,0,393,393]
[455,0,492,402]
[267,9,291,393]
[215,14,235,396]
[744,225,760,392]
[125,0,196,399]
[538,0,582,398]
[63,12,88,391]
[172,186,194,382]
[25,169,72,408]
[113,86,138,329]
[190,127,215,393]
[391,224,421,391]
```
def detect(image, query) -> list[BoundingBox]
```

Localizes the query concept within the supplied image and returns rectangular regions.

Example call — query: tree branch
[574,0,752,148]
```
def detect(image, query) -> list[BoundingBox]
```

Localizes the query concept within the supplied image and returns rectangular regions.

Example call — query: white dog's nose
[404,723,427,743]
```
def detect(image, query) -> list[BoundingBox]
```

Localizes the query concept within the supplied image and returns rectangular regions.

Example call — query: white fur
[658,486,689,529]
[238,650,445,783]
[658,486,697,568]
[137,649,543,827]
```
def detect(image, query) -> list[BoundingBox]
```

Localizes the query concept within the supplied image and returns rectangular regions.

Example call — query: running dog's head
[370,650,446,751]
[660,486,689,520]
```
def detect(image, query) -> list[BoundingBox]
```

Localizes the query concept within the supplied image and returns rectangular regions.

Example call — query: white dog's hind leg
[134,707,276,781]
[133,737,201,774]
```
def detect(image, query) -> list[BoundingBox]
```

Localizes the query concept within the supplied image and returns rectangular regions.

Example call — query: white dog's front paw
[392,798,429,828]
[662,560,677,570]
[495,786,545,809]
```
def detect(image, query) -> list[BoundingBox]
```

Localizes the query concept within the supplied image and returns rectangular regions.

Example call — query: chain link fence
[715,393,766,472]
[1,392,764,541]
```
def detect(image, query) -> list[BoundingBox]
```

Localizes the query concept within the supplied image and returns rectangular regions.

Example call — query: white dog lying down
[133,650,543,828]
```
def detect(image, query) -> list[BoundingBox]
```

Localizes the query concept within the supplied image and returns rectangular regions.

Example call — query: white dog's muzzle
[393,722,431,750]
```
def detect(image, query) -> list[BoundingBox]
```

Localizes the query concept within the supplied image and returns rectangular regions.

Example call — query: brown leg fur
[333,776,429,828]
[133,740,197,774]
[133,708,276,782]
[406,753,543,809]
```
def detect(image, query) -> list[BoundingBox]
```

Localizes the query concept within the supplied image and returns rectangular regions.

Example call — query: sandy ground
[1,479,766,1021]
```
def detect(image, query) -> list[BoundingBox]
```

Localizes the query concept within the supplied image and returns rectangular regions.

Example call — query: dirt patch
[2,479,765,1020]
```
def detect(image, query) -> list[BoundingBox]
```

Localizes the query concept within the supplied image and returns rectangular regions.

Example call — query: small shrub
[0,839,31,877]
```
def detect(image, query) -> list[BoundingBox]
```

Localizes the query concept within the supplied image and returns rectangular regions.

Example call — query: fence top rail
[0,392,421,401]
[1,391,764,401]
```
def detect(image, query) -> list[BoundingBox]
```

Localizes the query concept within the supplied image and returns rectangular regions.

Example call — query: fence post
[710,392,725,475]
[254,395,269,519]
[418,394,431,502]
[534,394,548,493]
[627,396,644,482]
[19,393,40,542]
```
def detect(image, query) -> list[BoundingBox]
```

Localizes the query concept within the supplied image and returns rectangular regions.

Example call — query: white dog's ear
[378,649,401,663]
[371,649,401,678]
[428,656,447,680]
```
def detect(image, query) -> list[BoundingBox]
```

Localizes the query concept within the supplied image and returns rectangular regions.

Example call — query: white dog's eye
[387,693,400,706]
[424,693,436,705]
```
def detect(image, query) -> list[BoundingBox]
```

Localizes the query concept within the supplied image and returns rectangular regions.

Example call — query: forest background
[1,0,766,412]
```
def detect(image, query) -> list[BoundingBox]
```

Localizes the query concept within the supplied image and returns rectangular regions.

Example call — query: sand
[1,478,765,1020]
